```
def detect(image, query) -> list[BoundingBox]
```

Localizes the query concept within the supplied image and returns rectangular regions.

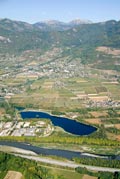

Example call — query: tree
[113,172,119,179]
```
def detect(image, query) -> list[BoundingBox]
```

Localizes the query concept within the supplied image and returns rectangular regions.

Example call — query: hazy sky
[0,0,119,23]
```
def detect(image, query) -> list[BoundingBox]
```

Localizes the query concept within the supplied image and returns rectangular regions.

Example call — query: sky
[0,0,119,23]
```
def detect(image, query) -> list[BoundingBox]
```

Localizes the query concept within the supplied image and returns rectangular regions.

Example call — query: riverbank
[0,145,37,156]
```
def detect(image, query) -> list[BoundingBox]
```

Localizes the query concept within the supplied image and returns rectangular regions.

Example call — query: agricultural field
[50,168,83,179]
[82,175,97,179]
[8,75,120,110]
[4,171,23,179]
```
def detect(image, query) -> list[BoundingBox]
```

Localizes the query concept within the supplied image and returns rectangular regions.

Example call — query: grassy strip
[74,157,120,168]
[0,136,119,146]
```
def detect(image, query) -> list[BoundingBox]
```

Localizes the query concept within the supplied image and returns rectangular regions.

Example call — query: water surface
[21,111,97,136]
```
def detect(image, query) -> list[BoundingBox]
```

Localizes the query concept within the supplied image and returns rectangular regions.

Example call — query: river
[0,141,117,160]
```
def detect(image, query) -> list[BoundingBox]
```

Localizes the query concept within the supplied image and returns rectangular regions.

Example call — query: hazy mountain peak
[41,20,65,25]
[0,18,12,23]
[34,19,93,31]
[34,20,67,31]
[69,19,92,25]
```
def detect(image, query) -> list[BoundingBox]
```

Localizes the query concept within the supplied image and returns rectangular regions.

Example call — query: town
[0,47,120,110]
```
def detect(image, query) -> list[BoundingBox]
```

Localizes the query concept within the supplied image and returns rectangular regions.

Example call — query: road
[14,153,120,173]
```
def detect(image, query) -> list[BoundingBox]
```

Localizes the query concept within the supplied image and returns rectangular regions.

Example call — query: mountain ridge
[0,18,120,55]
[34,18,93,31]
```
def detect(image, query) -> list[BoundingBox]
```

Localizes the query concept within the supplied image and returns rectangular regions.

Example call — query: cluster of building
[0,120,53,137]
[87,99,120,108]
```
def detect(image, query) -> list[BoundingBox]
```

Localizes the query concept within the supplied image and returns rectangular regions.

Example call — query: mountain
[0,18,55,54]
[0,18,94,53]
[34,19,92,31]
[34,20,69,31]
[55,20,120,48]
[0,18,120,59]
[0,18,34,32]
[69,19,92,25]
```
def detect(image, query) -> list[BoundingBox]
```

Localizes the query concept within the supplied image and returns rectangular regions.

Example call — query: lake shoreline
[20,110,97,136]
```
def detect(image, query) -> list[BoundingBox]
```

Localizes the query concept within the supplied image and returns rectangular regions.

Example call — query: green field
[50,168,83,179]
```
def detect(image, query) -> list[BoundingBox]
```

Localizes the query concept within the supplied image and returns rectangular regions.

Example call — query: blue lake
[20,111,97,136]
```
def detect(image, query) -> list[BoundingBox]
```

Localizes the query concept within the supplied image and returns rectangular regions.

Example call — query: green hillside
[0,18,120,70]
